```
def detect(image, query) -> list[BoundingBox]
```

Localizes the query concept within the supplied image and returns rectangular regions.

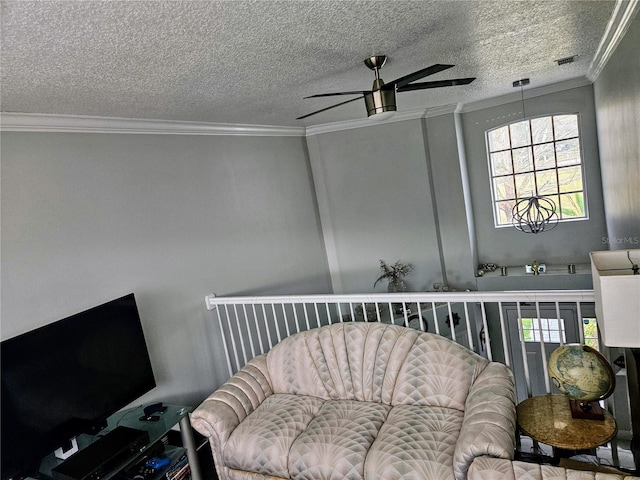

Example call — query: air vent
[513,78,530,88]
[555,55,577,66]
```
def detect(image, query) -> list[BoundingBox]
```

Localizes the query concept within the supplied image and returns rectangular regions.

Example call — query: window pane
[495,200,515,224]
[546,195,560,215]
[583,318,599,351]
[515,173,535,197]
[558,166,583,193]
[488,126,510,152]
[555,138,581,166]
[493,176,515,200]
[554,114,579,140]
[512,147,533,173]
[510,121,531,148]
[534,143,555,169]
[536,170,558,195]
[531,117,553,144]
[559,192,585,219]
[491,151,513,175]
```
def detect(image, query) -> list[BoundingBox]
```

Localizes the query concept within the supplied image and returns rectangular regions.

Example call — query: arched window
[486,114,587,227]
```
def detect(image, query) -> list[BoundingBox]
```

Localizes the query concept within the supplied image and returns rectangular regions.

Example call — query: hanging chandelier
[512,196,559,234]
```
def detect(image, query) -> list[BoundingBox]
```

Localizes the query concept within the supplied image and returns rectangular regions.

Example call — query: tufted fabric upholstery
[191,322,517,480]
[468,457,640,480]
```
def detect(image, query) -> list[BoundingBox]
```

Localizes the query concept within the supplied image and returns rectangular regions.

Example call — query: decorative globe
[547,344,615,402]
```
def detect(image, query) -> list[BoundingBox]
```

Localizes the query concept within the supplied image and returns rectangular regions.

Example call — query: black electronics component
[51,426,149,480]
[143,403,166,416]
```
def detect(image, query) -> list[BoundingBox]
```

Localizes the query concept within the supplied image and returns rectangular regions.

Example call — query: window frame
[485,113,589,228]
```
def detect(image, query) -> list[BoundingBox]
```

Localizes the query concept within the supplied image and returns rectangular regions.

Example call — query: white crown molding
[458,77,592,113]
[587,0,640,82]
[0,113,306,137]
[424,103,460,118]
[304,109,427,136]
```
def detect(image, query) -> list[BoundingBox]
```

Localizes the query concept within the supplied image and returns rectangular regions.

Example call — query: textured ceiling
[0,0,616,127]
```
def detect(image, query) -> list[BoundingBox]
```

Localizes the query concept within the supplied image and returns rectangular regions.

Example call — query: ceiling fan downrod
[363,55,397,119]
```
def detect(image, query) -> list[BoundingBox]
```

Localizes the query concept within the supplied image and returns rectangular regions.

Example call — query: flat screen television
[1,293,156,479]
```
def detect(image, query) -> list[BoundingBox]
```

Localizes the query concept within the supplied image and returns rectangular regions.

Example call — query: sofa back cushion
[266,322,489,409]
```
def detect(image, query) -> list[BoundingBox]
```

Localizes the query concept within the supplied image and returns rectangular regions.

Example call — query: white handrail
[205,290,594,310]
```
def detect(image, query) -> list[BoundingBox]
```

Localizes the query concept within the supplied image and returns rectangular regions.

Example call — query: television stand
[40,404,201,480]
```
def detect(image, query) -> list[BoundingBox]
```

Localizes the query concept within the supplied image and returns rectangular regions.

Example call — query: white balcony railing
[204,290,592,373]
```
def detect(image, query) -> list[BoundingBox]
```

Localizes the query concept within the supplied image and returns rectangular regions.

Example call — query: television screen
[1,293,156,479]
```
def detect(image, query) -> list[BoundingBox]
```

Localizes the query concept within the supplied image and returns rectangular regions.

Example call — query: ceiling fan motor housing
[365,79,397,117]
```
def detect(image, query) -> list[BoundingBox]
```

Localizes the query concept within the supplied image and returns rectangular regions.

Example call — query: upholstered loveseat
[191,322,518,480]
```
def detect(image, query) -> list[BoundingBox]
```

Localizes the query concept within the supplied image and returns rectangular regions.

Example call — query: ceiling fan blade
[297,96,364,120]
[397,77,476,92]
[304,91,369,98]
[384,64,455,90]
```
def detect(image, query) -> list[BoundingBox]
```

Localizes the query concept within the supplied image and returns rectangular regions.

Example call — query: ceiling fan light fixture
[298,54,475,121]
[364,89,396,120]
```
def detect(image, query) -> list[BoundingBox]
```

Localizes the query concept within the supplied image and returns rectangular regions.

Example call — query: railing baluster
[303,303,311,330]
[555,301,564,345]
[401,302,408,327]
[292,302,302,333]
[313,303,321,328]
[432,302,440,335]
[215,305,233,378]
[517,302,533,398]
[448,302,457,342]
[576,301,585,344]
[479,301,492,361]
[281,303,291,338]
[534,301,550,394]
[272,304,282,343]
[325,303,333,325]
[232,305,248,366]
[416,302,425,332]
[498,301,511,367]
[242,304,256,359]
[251,304,265,355]
[223,305,241,373]
[261,303,273,350]
[463,301,474,352]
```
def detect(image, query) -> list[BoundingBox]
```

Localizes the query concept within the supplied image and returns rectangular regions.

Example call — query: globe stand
[569,399,605,421]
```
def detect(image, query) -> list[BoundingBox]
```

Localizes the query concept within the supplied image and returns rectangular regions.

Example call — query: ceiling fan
[297,55,475,120]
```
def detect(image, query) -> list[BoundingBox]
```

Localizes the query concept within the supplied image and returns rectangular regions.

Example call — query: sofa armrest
[453,362,517,480]
[468,457,640,480]
[191,354,272,459]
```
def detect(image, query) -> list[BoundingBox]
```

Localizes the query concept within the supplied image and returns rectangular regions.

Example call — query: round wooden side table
[517,394,617,452]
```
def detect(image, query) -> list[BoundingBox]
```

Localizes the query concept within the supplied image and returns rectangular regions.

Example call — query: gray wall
[594,14,640,249]
[306,119,445,293]
[424,113,477,290]
[0,132,331,405]
[461,85,608,271]
[308,85,609,294]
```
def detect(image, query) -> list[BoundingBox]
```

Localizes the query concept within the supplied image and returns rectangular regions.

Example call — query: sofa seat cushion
[289,400,391,480]
[224,394,325,477]
[365,405,464,480]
